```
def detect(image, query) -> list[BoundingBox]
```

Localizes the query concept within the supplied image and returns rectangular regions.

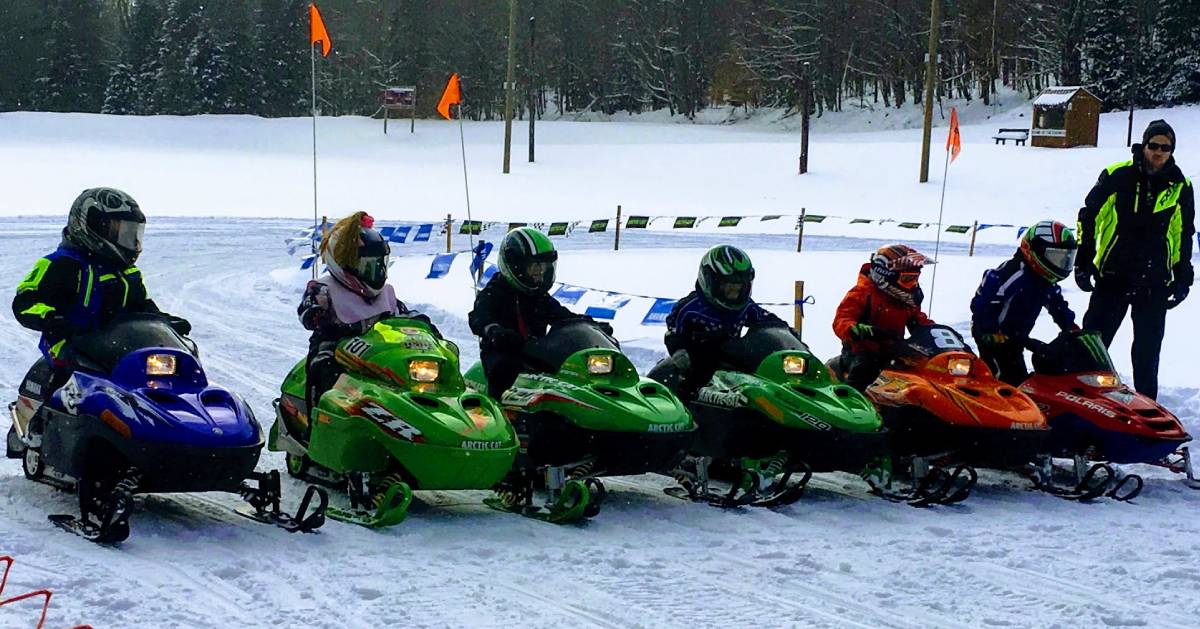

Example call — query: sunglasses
[1146,142,1174,153]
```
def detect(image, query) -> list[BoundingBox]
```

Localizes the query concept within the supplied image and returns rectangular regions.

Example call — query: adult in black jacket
[1075,119,1195,399]
[468,227,605,398]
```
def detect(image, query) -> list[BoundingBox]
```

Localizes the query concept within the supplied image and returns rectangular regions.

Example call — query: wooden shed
[1031,86,1102,148]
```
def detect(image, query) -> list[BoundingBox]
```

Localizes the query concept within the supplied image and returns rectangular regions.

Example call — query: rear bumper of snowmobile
[512,410,694,476]
[41,407,263,493]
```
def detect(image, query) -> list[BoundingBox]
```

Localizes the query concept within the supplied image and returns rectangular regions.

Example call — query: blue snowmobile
[6,313,326,543]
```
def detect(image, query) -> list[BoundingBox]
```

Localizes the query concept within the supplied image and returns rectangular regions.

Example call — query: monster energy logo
[1077,333,1112,369]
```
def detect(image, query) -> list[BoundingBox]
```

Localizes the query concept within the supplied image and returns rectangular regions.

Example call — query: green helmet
[697,245,755,310]
[498,227,558,294]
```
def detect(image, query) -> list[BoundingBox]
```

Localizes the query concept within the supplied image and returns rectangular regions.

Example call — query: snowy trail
[2,218,1199,628]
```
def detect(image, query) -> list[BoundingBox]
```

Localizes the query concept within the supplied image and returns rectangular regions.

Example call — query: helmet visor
[357,254,389,289]
[1043,247,1076,275]
[110,219,145,255]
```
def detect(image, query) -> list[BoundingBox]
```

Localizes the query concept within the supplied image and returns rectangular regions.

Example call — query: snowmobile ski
[665,455,812,508]
[234,470,328,533]
[324,474,413,528]
[865,460,977,507]
[49,473,138,544]
[485,470,594,524]
[1026,457,1115,502]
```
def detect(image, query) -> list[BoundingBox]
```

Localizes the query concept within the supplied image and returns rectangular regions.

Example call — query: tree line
[2,0,1197,120]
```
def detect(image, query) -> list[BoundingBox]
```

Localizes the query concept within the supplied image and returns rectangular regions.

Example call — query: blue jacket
[13,241,158,361]
[970,256,1076,341]
[665,289,788,355]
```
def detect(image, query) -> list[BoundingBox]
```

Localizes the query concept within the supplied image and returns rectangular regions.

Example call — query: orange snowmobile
[831,324,1049,503]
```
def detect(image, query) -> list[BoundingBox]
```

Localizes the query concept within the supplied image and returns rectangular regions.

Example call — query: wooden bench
[992,128,1029,146]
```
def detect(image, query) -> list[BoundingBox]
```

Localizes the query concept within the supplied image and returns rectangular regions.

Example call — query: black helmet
[697,245,755,310]
[323,213,390,298]
[65,187,146,266]
[498,227,557,294]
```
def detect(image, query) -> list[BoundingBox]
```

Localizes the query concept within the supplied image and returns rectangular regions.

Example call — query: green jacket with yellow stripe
[1077,151,1195,287]
[13,240,159,361]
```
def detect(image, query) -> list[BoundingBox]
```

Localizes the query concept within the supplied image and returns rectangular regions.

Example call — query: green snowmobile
[648,326,888,507]
[271,317,519,527]
[464,319,695,523]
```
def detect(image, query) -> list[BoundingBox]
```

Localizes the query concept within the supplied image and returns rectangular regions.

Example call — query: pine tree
[104,0,165,115]
[34,0,105,112]
[1152,0,1200,104]
[252,0,310,117]
[154,0,205,115]
[1080,1,1139,109]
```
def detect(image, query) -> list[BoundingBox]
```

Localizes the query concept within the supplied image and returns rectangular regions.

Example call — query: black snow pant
[978,340,1028,386]
[838,348,885,392]
[481,348,524,400]
[304,339,342,434]
[1083,278,1169,400]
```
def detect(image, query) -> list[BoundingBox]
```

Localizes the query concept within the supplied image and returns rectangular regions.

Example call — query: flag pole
[456,102,479,294]
[310,41,319,280]
[929,142,951,315]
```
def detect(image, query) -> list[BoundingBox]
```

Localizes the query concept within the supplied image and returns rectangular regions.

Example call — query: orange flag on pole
[437,74,462,120]
[309,3,331,57]
[946,106,961,163]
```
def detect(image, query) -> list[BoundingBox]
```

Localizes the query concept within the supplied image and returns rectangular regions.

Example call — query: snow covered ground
[2,102,1199,628]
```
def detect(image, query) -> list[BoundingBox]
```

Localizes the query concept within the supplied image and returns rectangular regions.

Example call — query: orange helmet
[869,244,931,292]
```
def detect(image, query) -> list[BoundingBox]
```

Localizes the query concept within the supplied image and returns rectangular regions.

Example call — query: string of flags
[417,242,813,326]
[286,212,1024,262]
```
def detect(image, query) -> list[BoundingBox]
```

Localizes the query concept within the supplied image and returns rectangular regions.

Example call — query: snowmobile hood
[872,351,1047,431]
[700,349,882,434]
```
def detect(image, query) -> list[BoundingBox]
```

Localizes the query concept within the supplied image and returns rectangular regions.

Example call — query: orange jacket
[833,264,934,353]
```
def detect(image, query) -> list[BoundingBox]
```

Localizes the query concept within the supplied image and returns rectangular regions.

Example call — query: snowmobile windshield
[1030,332,1115,376]
[717,326,808,374]
[894,325,974,363]
[68,314,195,374]
[522,319,618,373]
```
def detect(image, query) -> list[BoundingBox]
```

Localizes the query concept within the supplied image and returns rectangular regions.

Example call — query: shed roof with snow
[1033,86,1099,108]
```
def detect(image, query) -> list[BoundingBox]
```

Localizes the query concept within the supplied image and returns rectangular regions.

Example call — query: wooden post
[316,215,328,278]
[502,0,518,174]
[410,89,416,134]
[528,15,537,163]
[793,280,805,340]
[614,205,622,251]
[384,107,389,135]
[968,220,979,257]
[799,62,810,175]
[796,208,806,253]
[918,0,942,183]
[445,213,453,253]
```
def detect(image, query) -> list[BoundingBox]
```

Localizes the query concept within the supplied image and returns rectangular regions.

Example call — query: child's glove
[596,321,614,336]
[977,332,1009,346]
[849,323,877,340]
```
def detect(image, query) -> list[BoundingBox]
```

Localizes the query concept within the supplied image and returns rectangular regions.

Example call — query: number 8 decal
[930,328,963,350]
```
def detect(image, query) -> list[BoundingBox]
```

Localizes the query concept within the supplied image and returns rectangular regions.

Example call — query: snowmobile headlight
[587,354,614,375]
[1079,373,1120,388]
[408,359,440,383]
[782,355,807,375]
[947,357,972,377]
[146,353,177,376]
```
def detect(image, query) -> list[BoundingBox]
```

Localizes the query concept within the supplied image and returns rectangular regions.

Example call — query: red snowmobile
[1020,330,1196,499]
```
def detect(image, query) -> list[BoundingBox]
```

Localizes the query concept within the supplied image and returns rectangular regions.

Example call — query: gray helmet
[65,187,146,266]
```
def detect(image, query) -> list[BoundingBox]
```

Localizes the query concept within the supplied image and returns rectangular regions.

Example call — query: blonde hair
[320,211,370,268]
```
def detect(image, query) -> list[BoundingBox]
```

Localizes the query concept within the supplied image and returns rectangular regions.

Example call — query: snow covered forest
[4,0,1200,120]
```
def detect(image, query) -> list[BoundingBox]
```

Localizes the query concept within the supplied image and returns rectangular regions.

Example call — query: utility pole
[919,0,942,183]
[799,62,811,175]
[528,14,537,163]
[1126,11,1141,147]
[502,0,518,174]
